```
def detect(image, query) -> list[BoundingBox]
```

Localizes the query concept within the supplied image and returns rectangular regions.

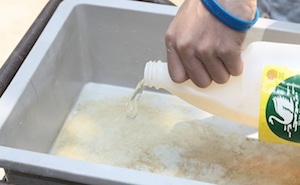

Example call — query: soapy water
[51,83,300,185]
[126,79,144,119]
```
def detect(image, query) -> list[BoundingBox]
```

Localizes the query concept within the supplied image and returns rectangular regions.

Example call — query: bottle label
[259,66,300,146]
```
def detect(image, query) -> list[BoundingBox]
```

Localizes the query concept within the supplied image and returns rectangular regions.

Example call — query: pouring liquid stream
[126,79,145,119]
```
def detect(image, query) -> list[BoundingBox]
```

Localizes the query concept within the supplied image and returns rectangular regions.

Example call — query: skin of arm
[165,0,257,88]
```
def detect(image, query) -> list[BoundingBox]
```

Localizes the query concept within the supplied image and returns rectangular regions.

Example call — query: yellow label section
[259,66,300,146]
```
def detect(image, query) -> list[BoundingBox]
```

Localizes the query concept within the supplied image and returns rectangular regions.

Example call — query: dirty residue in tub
[51,83,300,185]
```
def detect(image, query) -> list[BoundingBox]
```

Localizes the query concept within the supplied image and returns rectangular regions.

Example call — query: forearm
[217,0,257,21]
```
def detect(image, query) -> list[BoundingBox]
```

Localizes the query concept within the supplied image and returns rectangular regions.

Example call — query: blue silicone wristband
[201,0,259,32]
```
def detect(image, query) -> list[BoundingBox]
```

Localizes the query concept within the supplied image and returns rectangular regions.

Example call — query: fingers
[218,48,244,77]
[181,54,213,88]
[167,45,243,88]
[166,42,189,83]
[199,55,230,85]
[166,35,213,88]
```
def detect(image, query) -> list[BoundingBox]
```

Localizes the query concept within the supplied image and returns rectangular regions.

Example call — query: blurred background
[0,0,49,66]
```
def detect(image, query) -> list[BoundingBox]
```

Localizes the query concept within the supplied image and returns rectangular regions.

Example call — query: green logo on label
[266,75,300,143]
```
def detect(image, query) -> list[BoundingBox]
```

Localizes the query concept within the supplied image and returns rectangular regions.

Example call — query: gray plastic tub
[0,0,300,184]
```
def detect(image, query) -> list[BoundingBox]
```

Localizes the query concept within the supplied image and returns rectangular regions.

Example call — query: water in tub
[51,82,300,185]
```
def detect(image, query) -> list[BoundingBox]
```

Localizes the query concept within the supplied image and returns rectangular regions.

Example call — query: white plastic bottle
[144,41,300,128]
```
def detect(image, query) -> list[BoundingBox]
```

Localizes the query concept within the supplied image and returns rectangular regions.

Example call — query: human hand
[165,0,257,88]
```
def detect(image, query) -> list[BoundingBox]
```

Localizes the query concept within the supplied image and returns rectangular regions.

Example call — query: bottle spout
[144,60,164,89]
